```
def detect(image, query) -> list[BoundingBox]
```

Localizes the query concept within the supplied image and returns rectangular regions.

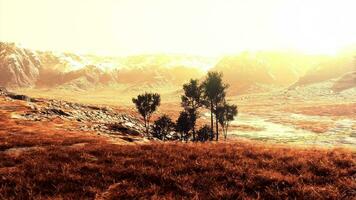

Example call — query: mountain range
[0,42,355,95]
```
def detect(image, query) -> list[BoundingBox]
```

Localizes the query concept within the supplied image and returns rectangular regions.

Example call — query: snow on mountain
[0,42,212,89]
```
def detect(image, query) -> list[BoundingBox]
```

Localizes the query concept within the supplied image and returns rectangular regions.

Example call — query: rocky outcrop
[0,87,7,95]
[1,89,146,137]
[17,96,146,136]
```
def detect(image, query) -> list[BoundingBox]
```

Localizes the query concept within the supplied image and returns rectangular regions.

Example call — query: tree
[132,92,161,135]
[152,115,175,141]
[175,110,195,141]
[202,72,228,141]
[181,79,204,140]
[216,102,238,140]
[197,125,214,142]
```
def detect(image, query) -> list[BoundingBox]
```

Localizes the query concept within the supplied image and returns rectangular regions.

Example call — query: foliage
[181,79,204,140]
[152,115,175,140]
[216,102,238,139]
[175,111,195,141]
[132,92,161,135]
[201,71,228,141]
[197,125,214,142]
[181,79,204,110]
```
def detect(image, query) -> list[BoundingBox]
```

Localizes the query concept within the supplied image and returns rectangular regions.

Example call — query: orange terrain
[0,96,355,199]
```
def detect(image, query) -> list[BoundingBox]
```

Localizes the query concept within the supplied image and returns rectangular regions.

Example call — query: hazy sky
[0,0,355,56]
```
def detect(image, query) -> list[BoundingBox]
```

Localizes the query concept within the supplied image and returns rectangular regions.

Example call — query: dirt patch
[230,124,265,132]
[285,103,356,117]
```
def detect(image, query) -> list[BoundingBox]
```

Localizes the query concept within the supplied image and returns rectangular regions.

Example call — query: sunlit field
[0,99,354,199]
[15,86,356,149]
[1,0,356,199]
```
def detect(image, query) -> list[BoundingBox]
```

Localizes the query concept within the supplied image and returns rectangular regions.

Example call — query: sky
[0,0,355,56]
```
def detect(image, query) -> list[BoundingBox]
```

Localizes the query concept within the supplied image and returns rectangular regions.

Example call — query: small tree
[197,125,214,142]
[216,102,238,140]
[181,79,204,140]
[175,110,195,141]
[132,92,161,135]
[152,115,175,141]
[202,72,228,141]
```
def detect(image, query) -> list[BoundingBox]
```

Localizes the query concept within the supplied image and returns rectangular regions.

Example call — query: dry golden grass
[1,140,355,200]
[1,95,355,199]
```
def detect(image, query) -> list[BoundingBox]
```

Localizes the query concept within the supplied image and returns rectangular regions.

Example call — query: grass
[1,140,355,200]
[1,94,355,199]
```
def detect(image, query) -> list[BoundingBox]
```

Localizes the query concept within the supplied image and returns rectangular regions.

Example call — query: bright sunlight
[1,0,355,57]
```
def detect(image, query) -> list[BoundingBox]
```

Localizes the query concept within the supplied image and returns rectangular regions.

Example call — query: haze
[1,0,356,57]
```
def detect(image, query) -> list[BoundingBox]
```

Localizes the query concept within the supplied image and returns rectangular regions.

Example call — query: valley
[0,42,355,199]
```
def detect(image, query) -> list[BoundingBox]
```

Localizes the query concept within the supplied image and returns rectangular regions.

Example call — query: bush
[197,125,214,142]
[152,115,175,140]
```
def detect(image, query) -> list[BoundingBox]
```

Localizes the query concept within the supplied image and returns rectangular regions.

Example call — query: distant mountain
[332,71,356,92]
[0,42,41,87]
[0,42,110,88]
[292,55,355,86]
[211,51,319,95]
[0,42,211,90]
[290,54,355,92]
[2,42,354,95]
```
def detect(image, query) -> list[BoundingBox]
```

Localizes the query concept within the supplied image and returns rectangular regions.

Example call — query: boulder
[7,93,33,102]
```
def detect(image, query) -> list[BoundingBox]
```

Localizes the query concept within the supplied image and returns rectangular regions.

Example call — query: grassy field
[1,141,355,199]
[1,89,355,199]
[1,119,355,200]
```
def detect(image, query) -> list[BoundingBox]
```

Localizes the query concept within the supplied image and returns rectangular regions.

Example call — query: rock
[107,123,141,136]
[12,91,147,138]
[45,108,71,117]
[7,93,33,102]
[0,86,8,95]
[27,103,39,111]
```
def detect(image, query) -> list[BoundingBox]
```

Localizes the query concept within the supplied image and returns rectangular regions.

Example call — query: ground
[16,87,356,148]
[0,88,355,199]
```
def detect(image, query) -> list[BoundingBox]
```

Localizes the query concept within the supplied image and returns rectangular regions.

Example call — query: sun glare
[0,0,355,57]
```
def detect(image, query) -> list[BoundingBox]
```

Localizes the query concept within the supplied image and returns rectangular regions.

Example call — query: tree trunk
[210,102,214,139]
[146,118,150,136]
[225,123,229,140]
[215,117,219,141]
[224,126,227,140]
[192,127,196,141]
[215,102,219,141]
[144,117,148,136]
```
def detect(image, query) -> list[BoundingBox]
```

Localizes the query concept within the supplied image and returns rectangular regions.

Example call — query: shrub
[197,125,214,142]
[152,115,175,140]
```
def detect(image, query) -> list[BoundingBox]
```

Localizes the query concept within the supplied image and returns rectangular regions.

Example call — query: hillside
[2,42,355,96]
[332,71,356,92]
[212,51,323,95]
[0,42,210,90]
[291,54,355,92]
[0,42,41,87]
[0,90,354,200]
